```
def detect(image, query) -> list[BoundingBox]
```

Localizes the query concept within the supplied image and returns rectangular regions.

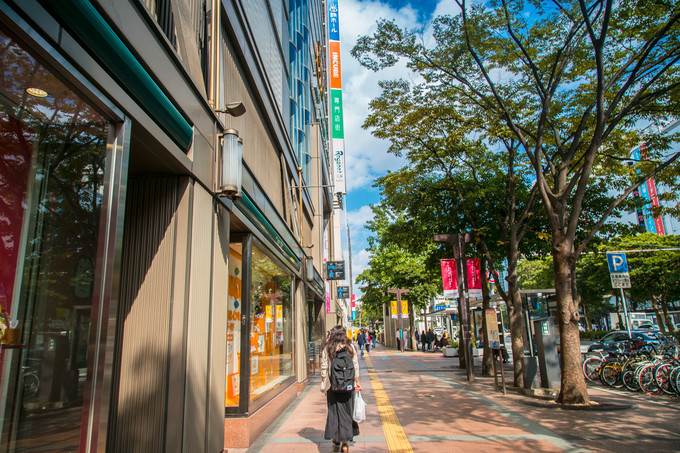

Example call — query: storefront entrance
[0,25,116,452]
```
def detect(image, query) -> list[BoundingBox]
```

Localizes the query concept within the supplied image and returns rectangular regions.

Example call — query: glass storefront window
[0,28,110,451]
[249,245,292,402]
[226,243,242,407]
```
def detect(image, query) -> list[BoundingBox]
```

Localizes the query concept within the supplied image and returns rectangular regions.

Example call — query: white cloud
[350,248,372,286]
[338,0,424,192]
[345,204,375,231]
[337,0,457,296]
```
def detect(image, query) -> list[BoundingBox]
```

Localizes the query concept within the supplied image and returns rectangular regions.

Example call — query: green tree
[353,1,680,404]
[363,77,547,384]
[608,233,680,333]
[575,253,614,330]
[518,257,554,290]
[356,205,440,350]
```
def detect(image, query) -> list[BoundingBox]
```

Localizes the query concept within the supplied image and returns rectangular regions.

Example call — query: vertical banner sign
[351,294,356,320]
[466,259,482,298]
[646,177,665,235]
[401,299,409,318]
[632,145,665,235]
[391,300,398,319]
[328,0,346,194]
[440,259,458,298]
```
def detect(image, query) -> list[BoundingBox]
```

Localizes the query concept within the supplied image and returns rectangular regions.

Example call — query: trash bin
[522,356,540,389]
[39,334,69,403]
[533,317,560,389]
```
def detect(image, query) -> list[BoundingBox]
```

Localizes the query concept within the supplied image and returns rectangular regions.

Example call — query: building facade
[621,119,680,235]
[0,0,341,450]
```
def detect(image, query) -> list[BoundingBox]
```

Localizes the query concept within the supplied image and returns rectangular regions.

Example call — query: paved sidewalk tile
[242,344,680,453]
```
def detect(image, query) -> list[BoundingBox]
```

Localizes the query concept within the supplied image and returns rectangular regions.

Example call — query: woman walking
[321,325,362,452]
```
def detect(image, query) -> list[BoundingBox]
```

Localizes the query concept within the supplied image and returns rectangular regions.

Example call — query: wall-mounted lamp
[215,101,246,117]
[304,255,314,282]
[217,129,243,199]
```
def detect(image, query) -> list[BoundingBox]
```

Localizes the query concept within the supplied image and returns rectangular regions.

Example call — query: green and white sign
[330,89,344,139]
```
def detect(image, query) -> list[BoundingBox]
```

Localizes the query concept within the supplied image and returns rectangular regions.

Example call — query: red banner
[646,178,665,235]
[466,259,482,298]
[440,259,458,298]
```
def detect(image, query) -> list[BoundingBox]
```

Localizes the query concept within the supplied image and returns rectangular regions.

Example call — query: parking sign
[606,252,630,288]
[606,253,628,273]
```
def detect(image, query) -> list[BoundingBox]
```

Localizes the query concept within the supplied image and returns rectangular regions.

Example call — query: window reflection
[249,245,292,402]
[0,29,109,451]
[226,243,242,407]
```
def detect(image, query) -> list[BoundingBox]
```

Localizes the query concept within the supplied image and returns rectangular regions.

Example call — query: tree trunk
[582,301,592,331]
[661,297,675,333]
[649,291,664,333]
[481,258,494,376]
[614,293,623,330]
[553,237,590,405]
[504,244,525,388]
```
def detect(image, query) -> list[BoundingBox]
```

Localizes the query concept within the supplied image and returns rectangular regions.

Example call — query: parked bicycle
[582,334,680,398]
[21,366,40,398]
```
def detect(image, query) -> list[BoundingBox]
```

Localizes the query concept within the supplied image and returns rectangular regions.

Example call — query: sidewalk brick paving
[239,344,680,453]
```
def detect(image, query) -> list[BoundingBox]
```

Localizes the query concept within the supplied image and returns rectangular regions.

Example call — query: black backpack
[330,348,355,392]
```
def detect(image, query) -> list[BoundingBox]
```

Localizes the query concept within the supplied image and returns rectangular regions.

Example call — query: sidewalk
[238,344,680,452]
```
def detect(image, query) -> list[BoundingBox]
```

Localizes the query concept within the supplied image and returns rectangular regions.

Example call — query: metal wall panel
[182,184,214,452]
[141,0,177,46]
[221,28,286,214]
[207,204,229,452]
[110,176,180,452]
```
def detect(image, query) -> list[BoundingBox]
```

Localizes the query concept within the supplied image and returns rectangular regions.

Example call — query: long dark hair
[324,325,354,359]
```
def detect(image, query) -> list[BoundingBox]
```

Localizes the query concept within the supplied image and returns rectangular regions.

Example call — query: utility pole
[388,289,409,353]
[346,219,354,325]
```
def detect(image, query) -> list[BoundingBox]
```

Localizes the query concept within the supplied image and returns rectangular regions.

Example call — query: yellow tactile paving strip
[364,355,414,453]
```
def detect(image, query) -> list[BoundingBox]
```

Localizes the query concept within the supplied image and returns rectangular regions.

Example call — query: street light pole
[388,288,409,353]
[434,233,475,383]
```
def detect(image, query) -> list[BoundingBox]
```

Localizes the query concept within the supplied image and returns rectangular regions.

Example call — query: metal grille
[141,0,208,85]
[109,177,178,452]
[142,0,177,47]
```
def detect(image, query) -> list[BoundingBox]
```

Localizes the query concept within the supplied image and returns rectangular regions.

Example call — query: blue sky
[336,0,458,297]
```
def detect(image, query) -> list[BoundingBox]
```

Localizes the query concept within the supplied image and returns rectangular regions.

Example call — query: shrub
[580,330,612,340]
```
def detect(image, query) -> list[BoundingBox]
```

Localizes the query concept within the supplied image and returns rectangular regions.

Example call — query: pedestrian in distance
[369,328,377,348]
[320,325,361,452]
[357,329,366,357]
[365,332,371,353]
[421,330,427,351]
[396,329,401,351]
[440,332,449,349]
[428,329,435,352]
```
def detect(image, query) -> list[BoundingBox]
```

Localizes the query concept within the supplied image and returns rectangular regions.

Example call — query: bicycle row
[582,336,680,397]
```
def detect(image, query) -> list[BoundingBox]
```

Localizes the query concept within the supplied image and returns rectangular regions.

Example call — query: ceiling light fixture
[26,87,48,98]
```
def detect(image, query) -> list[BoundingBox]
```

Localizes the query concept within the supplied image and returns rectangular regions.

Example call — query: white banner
[332,138,346,194]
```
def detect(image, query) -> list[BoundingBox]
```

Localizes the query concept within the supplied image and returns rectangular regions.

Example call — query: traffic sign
[326,261,345,280]
[610,273,631,288]
[606,253,629,273]
[606,252,630,289]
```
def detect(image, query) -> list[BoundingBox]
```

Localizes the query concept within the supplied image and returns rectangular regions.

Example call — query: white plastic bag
[320,377,330,393]
[353,391,367,423]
